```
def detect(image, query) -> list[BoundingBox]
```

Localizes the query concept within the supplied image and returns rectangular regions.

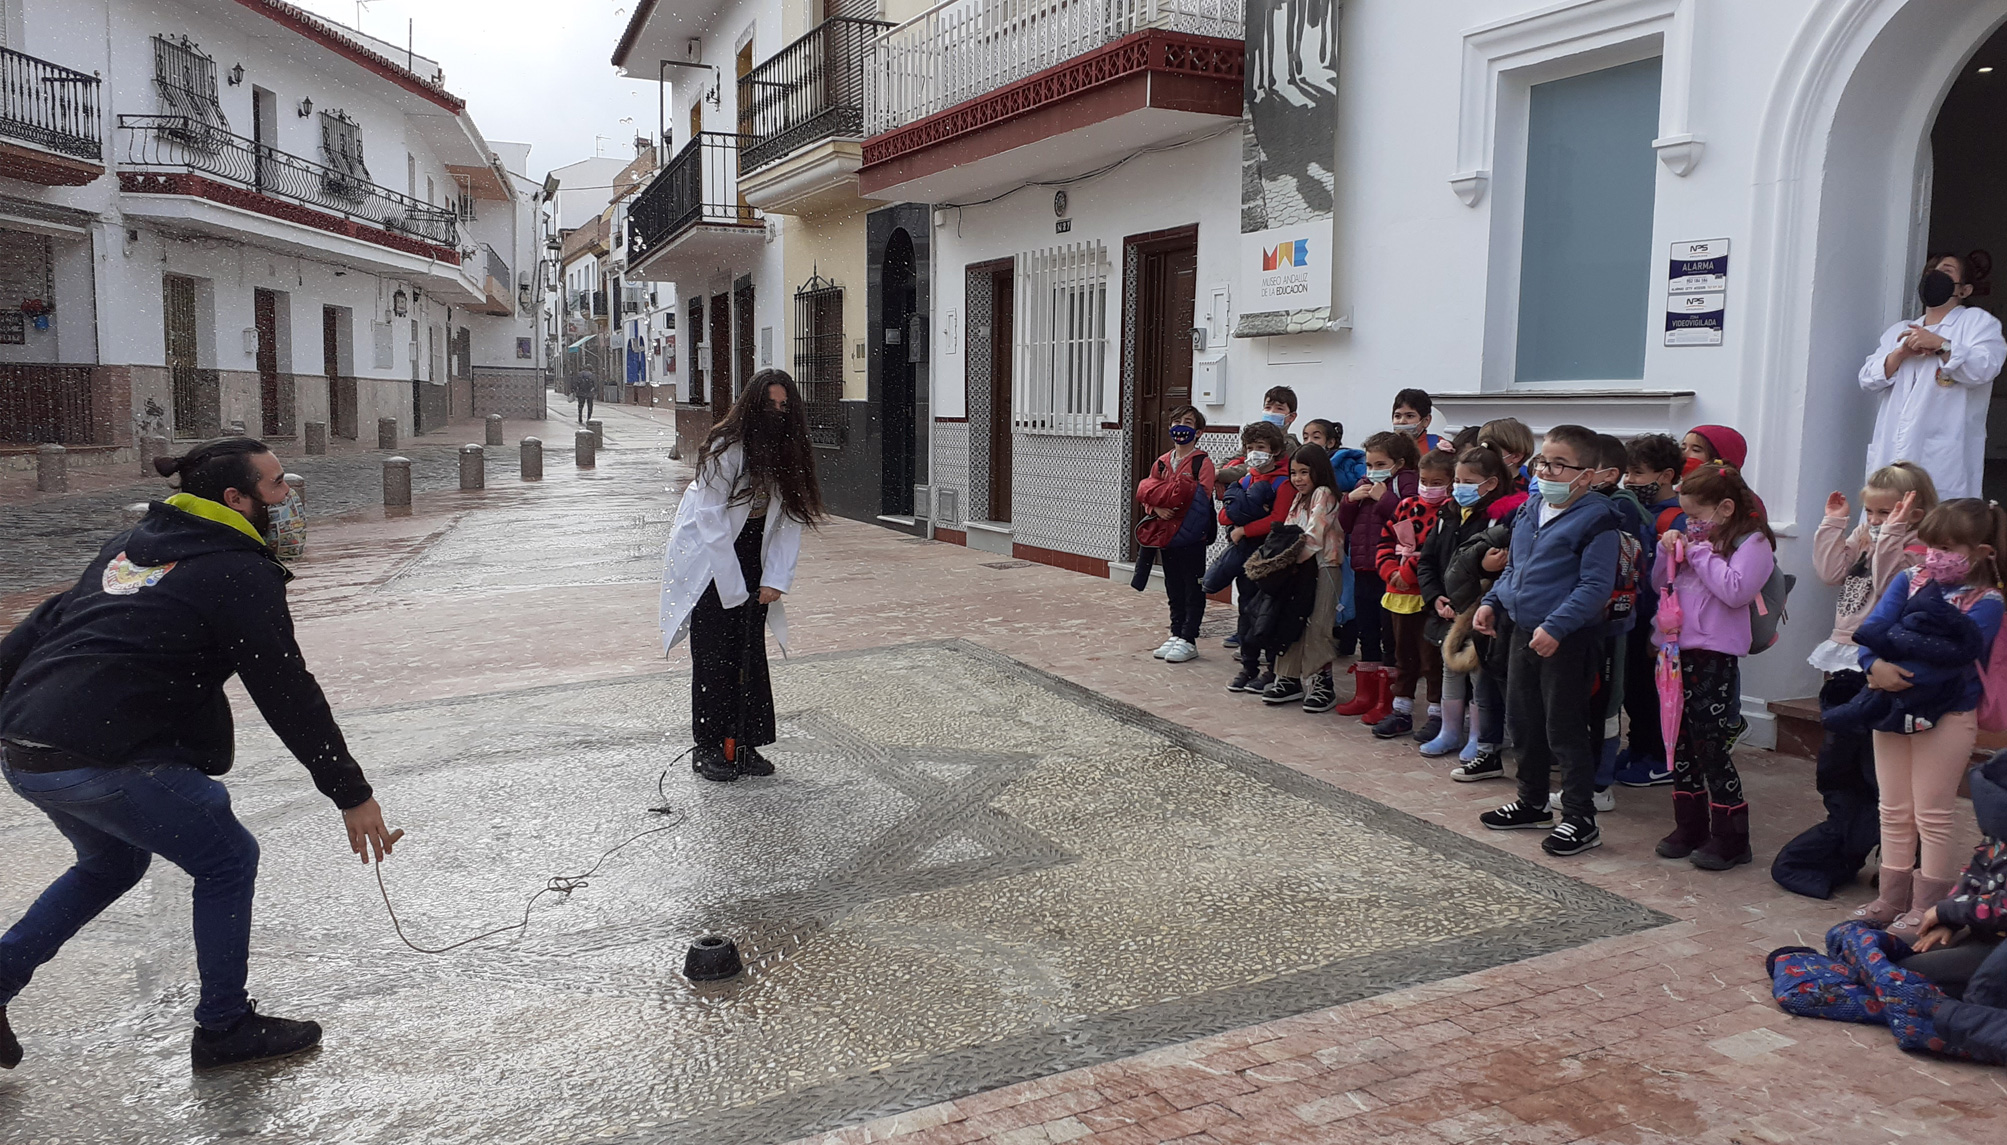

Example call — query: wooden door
[163,274,215,439]
[324,305,356,438]
[988,265,1014,522]
[1127,231,1198,536]
[733,278,755,395]
[255,289,280,435]
[709,291,732,417]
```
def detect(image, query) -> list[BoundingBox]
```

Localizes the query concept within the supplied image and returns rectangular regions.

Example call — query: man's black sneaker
[1,1005,20,1069]
[1227,666,1260,693]
[734,746,775,777]
[693,747,739,783]
[190,1004,322,1070]
[1542,817,1603,857]
[1450,750,1505,782]
[1480,800,1555,831]
[1261,676,1306,704]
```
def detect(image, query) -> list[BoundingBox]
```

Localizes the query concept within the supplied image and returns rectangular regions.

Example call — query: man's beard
[242,497,273,539]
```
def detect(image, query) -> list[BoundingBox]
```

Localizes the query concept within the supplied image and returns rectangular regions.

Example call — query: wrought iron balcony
[0,45,102,161]
[118,114,458,251]
[626,133,762,267]
[739,16,892,174]
[865,0,1243,134]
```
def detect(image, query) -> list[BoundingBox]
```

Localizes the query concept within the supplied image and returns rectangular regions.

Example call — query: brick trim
[1013,542,1110,579]
[934,528,968,547]
[118,172,462,264]
[0,141,103,187]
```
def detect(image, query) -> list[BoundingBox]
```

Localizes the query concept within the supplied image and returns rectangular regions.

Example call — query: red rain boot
[1334,664,1379,717]
[1360,669,1396,726]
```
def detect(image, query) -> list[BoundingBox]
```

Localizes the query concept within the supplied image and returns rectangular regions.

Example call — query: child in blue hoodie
[1614,433,1688,788]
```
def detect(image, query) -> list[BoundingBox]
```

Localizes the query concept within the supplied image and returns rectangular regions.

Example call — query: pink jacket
[1811,513,1920,645]
[1651,532,1776,656]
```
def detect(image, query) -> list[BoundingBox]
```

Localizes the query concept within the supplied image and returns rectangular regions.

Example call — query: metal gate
[164,274,218,439]
[793,273,843,446]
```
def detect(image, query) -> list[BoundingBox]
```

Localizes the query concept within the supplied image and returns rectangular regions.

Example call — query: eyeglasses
[1530,457,1591,476]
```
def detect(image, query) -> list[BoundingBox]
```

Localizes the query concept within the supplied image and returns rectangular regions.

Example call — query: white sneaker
[1594,788,1616,813]
[1152,636,1178,659]
[1163,639,1198,663]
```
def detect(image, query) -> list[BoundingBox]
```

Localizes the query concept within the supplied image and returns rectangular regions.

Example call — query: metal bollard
[459,443,485,490]
[140,434,167,475]
[587,418,604,451]
[36,443,65,494]
[485,414,504,446]
[378,416,399,450]
[382,456,412,515]
[121,501,149,526]
[575,428,596,469]
[228,419,246,437]
[284,472,306,510]
[520,436,543,481]
[304,421,328,455]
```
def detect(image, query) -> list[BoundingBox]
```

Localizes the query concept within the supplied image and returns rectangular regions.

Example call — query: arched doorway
[881,227,917,516]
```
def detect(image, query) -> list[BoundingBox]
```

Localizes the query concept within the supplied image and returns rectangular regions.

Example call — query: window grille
[793,273,845,447]
[317,110,371,202]
[152,35,228,144]
[1014,241,1109,434]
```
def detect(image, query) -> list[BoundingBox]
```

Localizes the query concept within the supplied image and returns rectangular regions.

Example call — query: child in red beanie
[1683,425,1748,472]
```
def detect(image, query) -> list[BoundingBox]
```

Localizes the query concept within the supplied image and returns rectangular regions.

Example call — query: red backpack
[1978,602,2007,732]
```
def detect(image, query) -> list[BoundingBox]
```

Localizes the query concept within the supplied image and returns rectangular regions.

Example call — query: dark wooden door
[988,266,1014,523]
[163,274,215,439]
[1129,234,1198,510]
[733,278,755,396]
[324,305,356,438]
[255,289,280,435]
[709,291,732,417]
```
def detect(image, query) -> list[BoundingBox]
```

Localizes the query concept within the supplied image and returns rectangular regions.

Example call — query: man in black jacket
[0,438,399,1072]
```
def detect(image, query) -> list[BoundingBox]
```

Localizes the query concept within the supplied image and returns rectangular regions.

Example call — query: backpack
[1748,566,1795,655]
[1606,530,1643,622]
[1978,612,2007,733]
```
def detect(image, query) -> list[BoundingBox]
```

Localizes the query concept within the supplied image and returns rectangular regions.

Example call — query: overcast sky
[293,0,665,183]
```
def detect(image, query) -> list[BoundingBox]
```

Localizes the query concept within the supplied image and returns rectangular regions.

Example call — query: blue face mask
[1168,424,1196,444]
[1262,411,1288,428]
[1536,476,1577,504]
[1451,482,1485,507]
[1365,468,1394,484]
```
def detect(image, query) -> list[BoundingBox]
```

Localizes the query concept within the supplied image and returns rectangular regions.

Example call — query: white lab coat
[658,444,805,654]
[1858,304,2006,500]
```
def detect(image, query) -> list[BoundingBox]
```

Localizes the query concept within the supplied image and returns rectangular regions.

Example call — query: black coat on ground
[1771,671,1881,899]
[1934,753,2007,1061]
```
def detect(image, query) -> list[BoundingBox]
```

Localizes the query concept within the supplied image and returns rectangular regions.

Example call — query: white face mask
[1867,523,1883,540]
[1245,450,1273,469]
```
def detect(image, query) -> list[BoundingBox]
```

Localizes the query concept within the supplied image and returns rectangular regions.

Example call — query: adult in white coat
[1859,254,2006,500]
[658,370,819,782]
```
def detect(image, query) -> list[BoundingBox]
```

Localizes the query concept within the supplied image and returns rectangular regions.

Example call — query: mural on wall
[1236,0,1339,337]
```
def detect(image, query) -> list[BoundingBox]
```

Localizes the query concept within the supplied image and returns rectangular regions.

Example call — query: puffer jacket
[1442,522,1513,673]
[1929,753,2007,1062]
[1337,468,1419,575]
[1417,495,1506,645]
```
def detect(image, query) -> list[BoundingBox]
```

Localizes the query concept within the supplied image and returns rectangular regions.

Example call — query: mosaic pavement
[0,641,1666,1145]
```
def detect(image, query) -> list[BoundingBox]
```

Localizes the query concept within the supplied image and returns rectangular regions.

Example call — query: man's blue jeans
[0,756,259,1030]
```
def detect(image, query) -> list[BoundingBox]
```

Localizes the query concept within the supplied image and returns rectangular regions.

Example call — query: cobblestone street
[0,401,2000,1145]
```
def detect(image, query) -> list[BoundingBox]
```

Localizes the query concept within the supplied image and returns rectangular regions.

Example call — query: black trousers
[1507,623,1601,820]
[1353,568,1387,662]
[1901,937,2006,1002]
[689,515,776,752]
[1161,544,1207,641]
[575,392,595,422]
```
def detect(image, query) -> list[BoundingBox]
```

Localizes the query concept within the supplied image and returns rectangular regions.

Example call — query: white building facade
[0,0,543,467]
[849,0,2007,743]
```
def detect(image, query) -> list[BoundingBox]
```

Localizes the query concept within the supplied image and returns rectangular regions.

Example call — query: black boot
[189,1004,322,1070]
[693,745,739,783]
[1691,802,1754,870]
[1655,790,1709,858]
[735,746,775,777]
[1,1005,20,1069]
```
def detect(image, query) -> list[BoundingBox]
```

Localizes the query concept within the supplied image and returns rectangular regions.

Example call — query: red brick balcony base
[118,171,461,264]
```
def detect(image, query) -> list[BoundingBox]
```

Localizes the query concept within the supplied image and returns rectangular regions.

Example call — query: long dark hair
[696,368,825,523]
[1290,443,1338,500]
[1680,463,1775,554]
[154,437,270,502]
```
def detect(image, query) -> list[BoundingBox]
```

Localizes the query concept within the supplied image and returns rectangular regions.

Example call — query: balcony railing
[866,0,1242,134]
[740,16,892,174]
[119,114,458,249]
[0,45,103,160]
[483,244,510,288]
[627,133,761,264]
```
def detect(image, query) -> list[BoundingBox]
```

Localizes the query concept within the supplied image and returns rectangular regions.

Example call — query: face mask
[1866,523,1883,540]
[1262,411,1288,428]
[1451,482,1486,507]
[1625,480,1661,505]
[1365,468,1393,484]
[1923,547,1972,585]
[1419,484,1450,505]
[1393,422,1422,436]
[1168,424,1197,445]
[1244,450,1272,469]
[1686,516,1716,541]
[1919,269,1958,309]
[1536,476,1576,504]
[1592,481,1618,496]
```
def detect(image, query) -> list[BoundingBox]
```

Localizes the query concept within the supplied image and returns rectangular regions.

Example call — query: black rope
[373,751,691,955]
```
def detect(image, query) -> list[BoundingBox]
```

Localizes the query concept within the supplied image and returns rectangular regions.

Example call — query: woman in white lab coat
[1859,254,2006,500]
[659,370,820,782]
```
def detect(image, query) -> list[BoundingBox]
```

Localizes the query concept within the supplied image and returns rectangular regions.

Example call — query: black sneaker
[693,746,739,783]
[190,1004,322,1070]
[1542,817,1603,857]
[1252,669,1276,694]
[1,1005,20,1069]
[1372,711,1413,739]
[1261,676,1306,705]
[1450,749,1505,782]
[1480,800,1555,831]
[735,746,775,777]
[1412,715,1441,744]
[1302,672,1336,714]
[1227,666,1259,693]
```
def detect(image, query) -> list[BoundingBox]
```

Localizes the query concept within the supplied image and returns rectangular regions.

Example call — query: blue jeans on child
[0,750,259,1031]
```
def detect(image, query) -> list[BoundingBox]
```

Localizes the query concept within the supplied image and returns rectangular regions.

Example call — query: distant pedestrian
[659,370,823,783]
[573,369,597,424]
[0,438,401,1072]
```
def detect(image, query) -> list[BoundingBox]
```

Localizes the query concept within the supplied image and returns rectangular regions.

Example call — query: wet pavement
[1,402,2002,1144]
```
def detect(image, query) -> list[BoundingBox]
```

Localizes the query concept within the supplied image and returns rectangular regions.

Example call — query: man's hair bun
[152,455,182,478]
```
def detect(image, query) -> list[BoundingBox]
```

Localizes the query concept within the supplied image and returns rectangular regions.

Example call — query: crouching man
[0,438,400,1071]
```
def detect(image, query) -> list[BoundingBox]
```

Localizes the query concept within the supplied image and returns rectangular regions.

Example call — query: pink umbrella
[1655,535,1687,768]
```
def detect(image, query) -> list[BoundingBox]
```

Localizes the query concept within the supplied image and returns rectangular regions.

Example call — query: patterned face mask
[1923,547,1972,585]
